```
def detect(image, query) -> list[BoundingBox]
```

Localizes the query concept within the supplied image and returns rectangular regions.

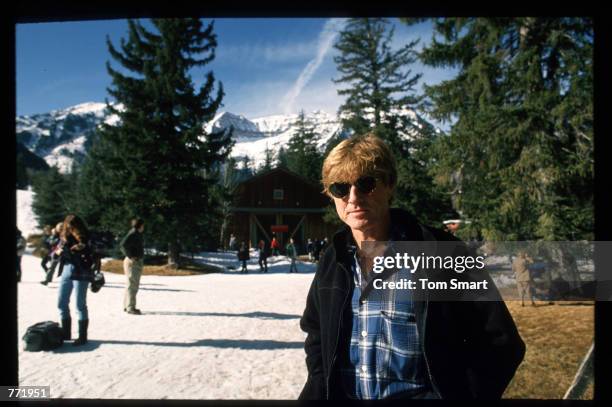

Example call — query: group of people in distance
[230,233,329,274]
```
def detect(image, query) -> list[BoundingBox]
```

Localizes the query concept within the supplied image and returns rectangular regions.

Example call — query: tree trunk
[219,212,229,251]
[168,242,179,269]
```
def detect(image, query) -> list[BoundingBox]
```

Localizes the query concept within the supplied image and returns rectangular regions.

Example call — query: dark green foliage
[258,144,275,174]
[78,19,233,264]
[409,18,593,240]
[17,143,50,189]
[283,110,324,183]
[276,146,289,168]
[333,18,453,225]
[31,166,77,228]
[238,155,254,178]
[323,205,344,229]
[378,117,455,227]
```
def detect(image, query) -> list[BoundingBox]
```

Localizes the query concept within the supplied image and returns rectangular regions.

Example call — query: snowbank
[17,252,315,399]
[17,188,41,238]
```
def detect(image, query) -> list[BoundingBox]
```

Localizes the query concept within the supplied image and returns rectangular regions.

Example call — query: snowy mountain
[16,102,119,173]
[16,102,436,173]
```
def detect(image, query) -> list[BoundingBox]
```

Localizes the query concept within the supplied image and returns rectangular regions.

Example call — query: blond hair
[321,133,397,196]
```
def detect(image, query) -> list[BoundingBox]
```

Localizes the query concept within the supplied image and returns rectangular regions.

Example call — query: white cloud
[216,40,317,65]
[221,76,344,119]
[280,18,347,115]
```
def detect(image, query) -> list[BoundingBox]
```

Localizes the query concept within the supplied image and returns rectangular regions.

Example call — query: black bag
[22,321,64,351]
[90,270,105,293]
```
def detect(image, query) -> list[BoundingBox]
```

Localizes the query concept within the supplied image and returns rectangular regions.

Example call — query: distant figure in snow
[40,222,64,285]
[307,238,314,262]
[40,224,53,273]
[120,218,145,315]
[16,227,26,283]
[317,237,329,260]
[313,237,321,262]
[238,241,250,273]
[229,233,237,251]
[286,238,298,273]
[258,239,269,273]
[270,234,280,256]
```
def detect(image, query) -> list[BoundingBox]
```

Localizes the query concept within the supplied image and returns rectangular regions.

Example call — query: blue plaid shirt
[338,245,430,399]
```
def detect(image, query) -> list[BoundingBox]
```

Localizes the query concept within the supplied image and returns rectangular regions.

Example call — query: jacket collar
[331,208,429,266]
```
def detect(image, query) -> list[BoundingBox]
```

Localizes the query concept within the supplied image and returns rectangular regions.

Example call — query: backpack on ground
[22,321,64,351]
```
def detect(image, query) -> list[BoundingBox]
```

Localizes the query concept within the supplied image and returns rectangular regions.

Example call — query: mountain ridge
[16,102,436,174]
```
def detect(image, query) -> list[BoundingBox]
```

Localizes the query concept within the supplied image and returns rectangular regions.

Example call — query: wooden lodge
[228,167,337,254]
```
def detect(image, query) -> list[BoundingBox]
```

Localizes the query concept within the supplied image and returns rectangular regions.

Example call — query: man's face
[138,225,145,233]
[447,223,460,233]
[332,177,393,235]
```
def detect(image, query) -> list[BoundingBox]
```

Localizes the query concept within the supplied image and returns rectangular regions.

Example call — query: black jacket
[120,228,144,259]
[298,208,525,400]
[58,235,96,282]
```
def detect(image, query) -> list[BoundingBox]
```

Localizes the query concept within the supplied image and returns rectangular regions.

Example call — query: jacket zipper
[326,262,352,400]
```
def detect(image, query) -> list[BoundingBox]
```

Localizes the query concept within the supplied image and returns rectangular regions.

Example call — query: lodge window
[273,189,284,200]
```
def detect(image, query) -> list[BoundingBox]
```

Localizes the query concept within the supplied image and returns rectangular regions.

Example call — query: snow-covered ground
[17,188,40,237]
[17,251,317,400]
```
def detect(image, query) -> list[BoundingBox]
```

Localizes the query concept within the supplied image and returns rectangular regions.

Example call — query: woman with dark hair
[56,214,95,346]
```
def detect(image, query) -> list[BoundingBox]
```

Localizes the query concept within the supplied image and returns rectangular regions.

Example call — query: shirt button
[361,365,367,372]
[361,330,367,337]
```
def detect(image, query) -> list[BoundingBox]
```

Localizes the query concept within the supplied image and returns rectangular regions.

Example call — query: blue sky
[16,18,458,125]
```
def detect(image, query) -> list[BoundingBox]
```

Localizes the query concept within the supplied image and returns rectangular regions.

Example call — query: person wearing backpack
[56,214,95,346]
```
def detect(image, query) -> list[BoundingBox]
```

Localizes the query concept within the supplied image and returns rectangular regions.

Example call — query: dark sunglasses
[329,176,377,198]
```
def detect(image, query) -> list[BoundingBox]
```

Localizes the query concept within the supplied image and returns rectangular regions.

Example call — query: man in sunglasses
[299,133,524,400]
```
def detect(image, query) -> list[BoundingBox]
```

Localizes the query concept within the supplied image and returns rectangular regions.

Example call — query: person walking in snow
[120,218,145,315]
[16,227,26,283]
[313,237,322,262]
[258,239,269,273]
[238,241,250,273]
[229,233,237,251]
[307,238,315,262]
[56,214,96,346]
[40,222,63,285]
[270,234,280,256]
[40,224,53,273]
[286,238,298,273]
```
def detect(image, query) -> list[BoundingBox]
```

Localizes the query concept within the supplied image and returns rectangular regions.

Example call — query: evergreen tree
[333,18,422,131]
[333,18,453,225]
[284,110,324,183]
[407,18,593,240]
[31,167,77,228]
[276,146,289,168]
[79,19,233,265]
[257,143,275,174]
